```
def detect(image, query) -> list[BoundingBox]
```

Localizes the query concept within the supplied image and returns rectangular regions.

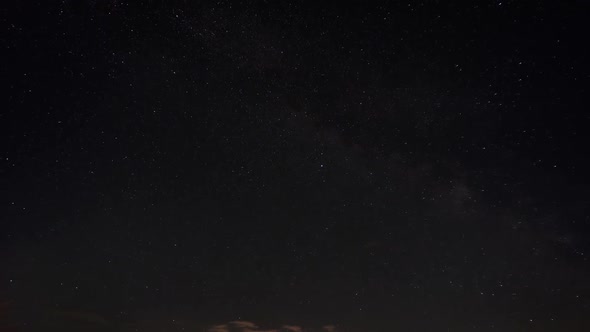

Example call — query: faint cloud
[280,326,303,332]
[208,324,230,332]
[230,321,260,332]
[207,321,332,332]
[208,321,268,332]
[322,325,336,332]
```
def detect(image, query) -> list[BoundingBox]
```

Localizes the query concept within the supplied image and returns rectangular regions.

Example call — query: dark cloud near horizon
[206,320,338,332]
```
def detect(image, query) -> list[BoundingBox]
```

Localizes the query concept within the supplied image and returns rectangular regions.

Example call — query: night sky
[2,1,590,331]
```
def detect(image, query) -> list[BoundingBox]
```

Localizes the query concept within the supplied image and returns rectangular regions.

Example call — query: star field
[2,1,590,331]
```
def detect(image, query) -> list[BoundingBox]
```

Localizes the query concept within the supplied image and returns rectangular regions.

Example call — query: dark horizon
[2,1,589,331]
